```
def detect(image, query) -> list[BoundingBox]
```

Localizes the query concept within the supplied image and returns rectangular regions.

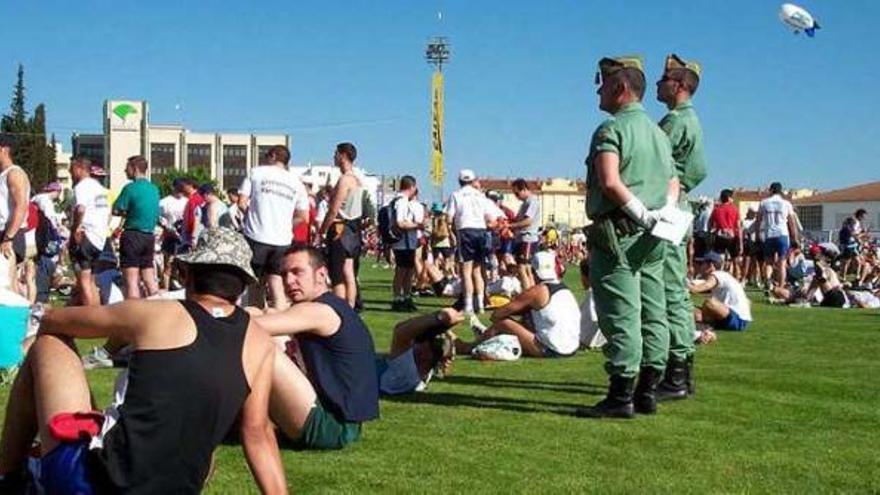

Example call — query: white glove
[621,196,661,230]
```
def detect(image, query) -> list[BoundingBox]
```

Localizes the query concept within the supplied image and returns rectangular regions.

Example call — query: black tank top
[89,300,251,493]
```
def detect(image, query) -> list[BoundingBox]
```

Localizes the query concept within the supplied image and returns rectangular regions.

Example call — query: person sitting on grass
[689,251,753,332]
[456,251,581,358]
[378,308,461,395]
[250,245,379,451]
[0,227,286,494]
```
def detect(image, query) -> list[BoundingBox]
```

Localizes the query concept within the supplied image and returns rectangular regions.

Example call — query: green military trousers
[664,238,696,361]
[590,220,669,379]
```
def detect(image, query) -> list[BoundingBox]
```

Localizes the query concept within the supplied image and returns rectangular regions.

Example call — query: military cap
[664,54,702,79]
[595,55,644,85]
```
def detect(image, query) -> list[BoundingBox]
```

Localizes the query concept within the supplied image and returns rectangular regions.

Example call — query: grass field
[2,263,879,493]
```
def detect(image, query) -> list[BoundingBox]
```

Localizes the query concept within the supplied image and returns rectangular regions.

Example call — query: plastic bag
[472,334,521,361]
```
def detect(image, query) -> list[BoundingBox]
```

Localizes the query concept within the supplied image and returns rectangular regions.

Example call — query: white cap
[532,250,559,282]
[459,169,476,182]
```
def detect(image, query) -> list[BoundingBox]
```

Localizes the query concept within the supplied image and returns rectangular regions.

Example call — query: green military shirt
[659,100,706,192]
[113,178,160,233]
[586,102,675,219]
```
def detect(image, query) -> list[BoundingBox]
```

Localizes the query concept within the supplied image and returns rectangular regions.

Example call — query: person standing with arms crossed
[576,56,678,419]
[113,155,161,299]
[653,54,707,401]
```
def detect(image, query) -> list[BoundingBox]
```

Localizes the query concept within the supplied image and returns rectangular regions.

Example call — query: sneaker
[469,315,488,338]
[82,347,114,370]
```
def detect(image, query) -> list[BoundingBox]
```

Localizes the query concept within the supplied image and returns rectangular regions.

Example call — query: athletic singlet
[89,300,251,493]
[337,176,364,221]
[0,165,29,230]
[530,282,581,355]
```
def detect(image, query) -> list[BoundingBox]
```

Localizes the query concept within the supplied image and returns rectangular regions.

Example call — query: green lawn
[3,264,879,493]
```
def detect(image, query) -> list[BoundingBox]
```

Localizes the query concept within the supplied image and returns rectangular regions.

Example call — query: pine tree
[0,65,56,191]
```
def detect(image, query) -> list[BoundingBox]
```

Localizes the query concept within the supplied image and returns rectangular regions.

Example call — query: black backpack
[378,197,403,245]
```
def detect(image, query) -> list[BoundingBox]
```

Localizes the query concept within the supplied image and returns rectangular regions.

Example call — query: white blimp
[779,3,821,37]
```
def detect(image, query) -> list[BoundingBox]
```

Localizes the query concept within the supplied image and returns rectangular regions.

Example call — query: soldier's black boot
[686,354,696,396]
[634,366,662,414]
[656,356,689,402]
[575,375,635,419]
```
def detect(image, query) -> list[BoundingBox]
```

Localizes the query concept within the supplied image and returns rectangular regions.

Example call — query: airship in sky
[779,3,821,37]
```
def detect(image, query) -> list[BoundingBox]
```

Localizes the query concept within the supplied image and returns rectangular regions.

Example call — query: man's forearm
[242,426,287,494]
[3,206,27,240]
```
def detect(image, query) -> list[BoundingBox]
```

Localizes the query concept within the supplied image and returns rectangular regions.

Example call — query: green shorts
[285,403,362,450]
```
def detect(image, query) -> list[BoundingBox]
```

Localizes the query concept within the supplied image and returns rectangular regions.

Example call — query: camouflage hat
[176,227,257,283]
[664,54,702,79]
[595,55,644,85]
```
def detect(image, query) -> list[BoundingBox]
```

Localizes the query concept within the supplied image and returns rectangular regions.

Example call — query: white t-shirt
[515,194,541,242]
[73,177,110,249]
[158,194,187,231]
[759,195,793,240]
[0,165,29,230]
[530,283,581,355]
[579,289,607,349]
[378,347,424,395]
[710,270,752,321]
[240,165,309,246]
[392,194,420,250]
[445,185,501,230]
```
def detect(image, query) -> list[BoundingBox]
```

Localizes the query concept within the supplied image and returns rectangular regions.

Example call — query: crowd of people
[0,50,875,493]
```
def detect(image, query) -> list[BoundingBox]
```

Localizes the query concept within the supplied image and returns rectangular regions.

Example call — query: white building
[72,100,289,192]
[794,181,880,240]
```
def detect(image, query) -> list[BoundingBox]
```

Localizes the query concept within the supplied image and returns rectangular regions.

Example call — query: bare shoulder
[241,319,274,383]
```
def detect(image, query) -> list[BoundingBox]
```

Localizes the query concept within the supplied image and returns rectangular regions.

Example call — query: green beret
[664,53,702,79]
[595,55,644,85]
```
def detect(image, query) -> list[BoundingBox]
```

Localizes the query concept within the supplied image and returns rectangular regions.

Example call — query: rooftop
[793,181,880,205]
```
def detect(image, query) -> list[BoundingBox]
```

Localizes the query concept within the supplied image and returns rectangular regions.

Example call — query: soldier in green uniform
[576,56,678,419]
[654,54,707,401]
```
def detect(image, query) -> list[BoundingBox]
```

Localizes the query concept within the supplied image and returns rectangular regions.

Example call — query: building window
[222,145,247,190]
[187,143,212,175]
[796,205,823,232]
[75,143,104,167]
[257,145,274,165]
[150,143,176,184]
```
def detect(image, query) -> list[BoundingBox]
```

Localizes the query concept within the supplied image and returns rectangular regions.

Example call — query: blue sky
[3,0,878,198]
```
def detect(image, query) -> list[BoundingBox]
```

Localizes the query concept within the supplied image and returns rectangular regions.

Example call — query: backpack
[432,215,450,242]
[378,197,403,245]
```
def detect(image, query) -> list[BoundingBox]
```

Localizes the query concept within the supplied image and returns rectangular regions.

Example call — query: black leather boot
[656,356,689,402]
[634,366,662,414]
[575,375,635,419]
[685,354,696,395]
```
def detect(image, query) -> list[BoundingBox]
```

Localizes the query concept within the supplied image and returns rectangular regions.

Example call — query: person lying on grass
[455,251,580,358]
[378,308,460,395]
[0,227,286,494]
[249,245,379,451]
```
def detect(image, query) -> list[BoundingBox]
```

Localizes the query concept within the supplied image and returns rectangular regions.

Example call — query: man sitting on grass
[378,308,460,395]
[0,228,286,494]
[456,251,581,358]
[251,246,379,450]
[689,251,752,332]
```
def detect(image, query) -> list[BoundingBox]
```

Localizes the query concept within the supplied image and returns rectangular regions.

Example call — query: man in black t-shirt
[251,245,379,450]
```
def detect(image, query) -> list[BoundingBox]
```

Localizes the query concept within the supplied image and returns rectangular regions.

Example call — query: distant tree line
[1,64,57,191]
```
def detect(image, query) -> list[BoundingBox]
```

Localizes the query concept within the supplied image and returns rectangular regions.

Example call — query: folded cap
[595,55,644,85]
[664,53,702,79]
[42,181,63,193]
[695,251,724,266]
[531,250,559,282]
[459,169,476,183]
[176,227,257,283]
[90,165,107,177]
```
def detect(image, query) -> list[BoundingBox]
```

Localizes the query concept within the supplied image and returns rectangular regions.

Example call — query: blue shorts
[456,229,488,263]
[762,236,790,259]
[499,238,515,255]
[513,241,538,264]
[715,308,749,331]
[38,441,98,495]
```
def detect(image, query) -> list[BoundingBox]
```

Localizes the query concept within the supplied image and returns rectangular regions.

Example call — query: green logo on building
[112,103,138,121]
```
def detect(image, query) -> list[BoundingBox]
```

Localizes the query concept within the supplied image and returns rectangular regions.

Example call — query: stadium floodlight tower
[426,36,450,200]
